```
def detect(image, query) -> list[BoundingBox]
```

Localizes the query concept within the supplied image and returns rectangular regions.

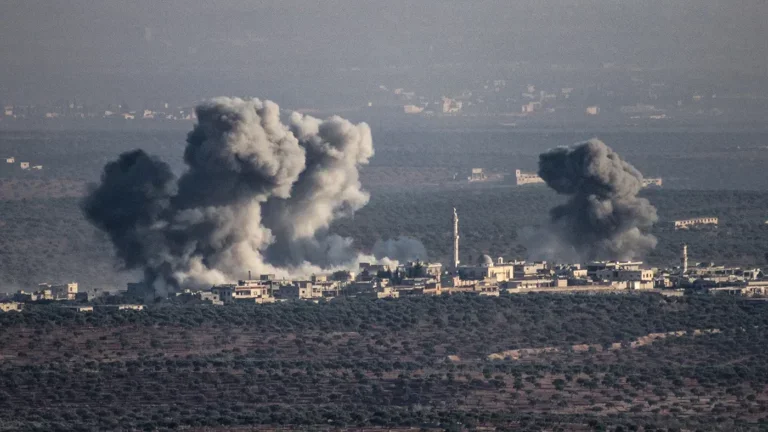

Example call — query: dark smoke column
[82,97,427,295]
[537,139,658,261]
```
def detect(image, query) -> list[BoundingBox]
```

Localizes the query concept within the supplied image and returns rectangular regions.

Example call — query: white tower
[453,207,460,269]
[681,244,688,274]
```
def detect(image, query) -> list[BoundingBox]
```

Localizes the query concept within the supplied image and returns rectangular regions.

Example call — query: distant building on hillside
[675,217,718,230]
[515,169,545,185]
[468,168,487,182]
[0,302,23,312]
[595,268,655,290]
[63,305,94,313]
[97,304,144,311]
[212,279,275,304]
[642,178,663,187]
[441,97,462,114]
[33,282,79,301]
[403,104,424,114]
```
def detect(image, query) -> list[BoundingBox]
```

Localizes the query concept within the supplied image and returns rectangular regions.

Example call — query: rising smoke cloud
[82,97,424,293]
[372,237,428,263]
[534,138,658,262]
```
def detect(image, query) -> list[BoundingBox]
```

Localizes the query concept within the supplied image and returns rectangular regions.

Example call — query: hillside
[0,294,767,430]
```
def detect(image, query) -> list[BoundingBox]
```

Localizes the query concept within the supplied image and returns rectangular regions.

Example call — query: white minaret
[453,207,460,269]
[681,244,688,274]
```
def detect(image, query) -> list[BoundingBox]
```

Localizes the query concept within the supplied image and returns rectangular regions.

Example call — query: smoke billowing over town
[82,97,425,293]
[6,2,768,430]
[535,138,658,262]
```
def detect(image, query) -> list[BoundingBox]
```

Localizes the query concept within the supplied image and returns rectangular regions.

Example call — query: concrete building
[521,101,541,113]
[595,268,655,290]
[63,305,94,312]
[457,256,550,284]
[275,277,340,300]
[620,104,662,114]
[441,97,462,114]
[514,261,549,279]
[674,217,718,230]
[445,280,500,296]
[98,304,145,311]
[358,263,393,279]
[0,302,23,312]
[571,269,588,279]
[32,282,78,301]
[503,278,567,290]
[212,279,275,304]
[459,255,516,282]
[53,282,78,300]
[468,168,487,182]
[708,282,768,297]
[196,291,222,305]
[554,264,588,280]
[362,285,400,299]
[399,277,441,293]
[401,261,442,278]
[276,281,316,300]
[175,289,223,305]
[515,169,545,185]
[505,283,631,295]
[642,178,663,187]
[403,104,424,114]
[684,261,762,285]
[586,261,643,278]
[345,278,390,297]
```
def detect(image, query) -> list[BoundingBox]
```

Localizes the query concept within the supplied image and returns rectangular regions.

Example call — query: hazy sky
[1,0,766,105]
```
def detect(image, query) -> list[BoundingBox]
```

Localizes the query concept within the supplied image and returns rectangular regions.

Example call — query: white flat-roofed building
[468,168,487,182]
[515,169,545,185]
[586,261,644,279]
[35,282,78,301]
[0,302,23,312]
[642,178,663,187]
[595,268,654,290]
[212,279,275,304]
[63,305,94,312]
[97,304,145,311]
[674,217,718,230]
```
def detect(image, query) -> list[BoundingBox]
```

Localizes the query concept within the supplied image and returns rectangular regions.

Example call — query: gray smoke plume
[261,112,374,267]
[82,97,424,293]
[372,237,428,263]
[535,138,658,261]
